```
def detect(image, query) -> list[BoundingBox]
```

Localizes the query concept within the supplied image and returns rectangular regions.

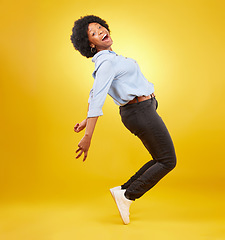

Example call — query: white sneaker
[113,189,132,225]
[110,186,121,201]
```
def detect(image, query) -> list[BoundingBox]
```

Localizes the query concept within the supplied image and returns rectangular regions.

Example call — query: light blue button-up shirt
[87,50,154,118]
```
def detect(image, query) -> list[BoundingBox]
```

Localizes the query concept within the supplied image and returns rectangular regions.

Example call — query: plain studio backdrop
[0,0,225,239]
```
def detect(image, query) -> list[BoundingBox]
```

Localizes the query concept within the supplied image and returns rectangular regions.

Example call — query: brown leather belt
[127,93,155,104]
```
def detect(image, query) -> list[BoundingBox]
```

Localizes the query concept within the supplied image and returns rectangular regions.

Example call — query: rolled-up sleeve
[87,60,115,118]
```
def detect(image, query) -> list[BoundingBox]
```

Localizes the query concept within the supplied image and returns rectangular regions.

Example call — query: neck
[97,47,113,52]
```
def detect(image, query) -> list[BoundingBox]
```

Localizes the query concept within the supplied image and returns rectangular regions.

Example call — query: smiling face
[87,23,113,52]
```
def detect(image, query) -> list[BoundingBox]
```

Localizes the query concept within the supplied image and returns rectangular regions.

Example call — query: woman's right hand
[74,119,87,133]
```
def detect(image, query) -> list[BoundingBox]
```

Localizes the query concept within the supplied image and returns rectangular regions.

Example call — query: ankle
[124,190,133,202]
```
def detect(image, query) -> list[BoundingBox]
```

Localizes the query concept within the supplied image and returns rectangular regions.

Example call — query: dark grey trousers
[119,97,176,200]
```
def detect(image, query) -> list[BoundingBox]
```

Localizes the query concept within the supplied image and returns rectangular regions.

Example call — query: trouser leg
[121,159,157,189]
[120,98,176,200]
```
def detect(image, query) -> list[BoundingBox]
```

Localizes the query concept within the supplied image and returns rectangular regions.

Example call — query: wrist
[84,133,92,138]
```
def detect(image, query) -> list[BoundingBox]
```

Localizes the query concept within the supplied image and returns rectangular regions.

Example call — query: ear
[90,43,95,48]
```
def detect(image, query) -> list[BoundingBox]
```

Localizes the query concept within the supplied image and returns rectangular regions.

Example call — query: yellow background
[1,0,225,239]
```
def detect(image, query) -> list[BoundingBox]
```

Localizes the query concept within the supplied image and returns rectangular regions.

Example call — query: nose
[98,29,103,35]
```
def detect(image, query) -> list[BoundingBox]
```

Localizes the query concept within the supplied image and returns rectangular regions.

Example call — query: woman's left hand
[76,135,91,161]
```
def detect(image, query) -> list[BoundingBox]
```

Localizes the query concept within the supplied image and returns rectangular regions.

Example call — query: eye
[99,25,101,28]
[92,32,95,36]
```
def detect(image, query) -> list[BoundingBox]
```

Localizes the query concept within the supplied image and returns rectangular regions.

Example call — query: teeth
[102,34,107,40]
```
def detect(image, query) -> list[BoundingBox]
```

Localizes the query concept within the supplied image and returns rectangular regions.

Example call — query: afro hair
[70,15,110,58]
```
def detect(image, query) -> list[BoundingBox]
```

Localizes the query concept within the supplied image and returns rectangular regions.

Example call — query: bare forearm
[74,101,98,161]
[75,116,98,161]
[85,116,98,138]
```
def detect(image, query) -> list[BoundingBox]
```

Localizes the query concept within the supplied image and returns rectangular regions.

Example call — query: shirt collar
[92,50,116,62]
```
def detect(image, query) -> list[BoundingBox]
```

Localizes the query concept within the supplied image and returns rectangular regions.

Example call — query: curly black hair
[70,15,110,58]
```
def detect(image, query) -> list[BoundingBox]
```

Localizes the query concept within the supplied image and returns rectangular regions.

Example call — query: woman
[70,15,176,225]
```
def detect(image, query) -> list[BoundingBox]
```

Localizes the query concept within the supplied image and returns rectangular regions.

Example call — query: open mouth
[102,33,109,41]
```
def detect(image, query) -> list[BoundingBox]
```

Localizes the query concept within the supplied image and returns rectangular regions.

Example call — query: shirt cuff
[87,108,103,118]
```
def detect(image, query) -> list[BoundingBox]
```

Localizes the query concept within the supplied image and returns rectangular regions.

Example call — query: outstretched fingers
[83,152,87,162]
[76,147,83,158]
[76,147,88,162]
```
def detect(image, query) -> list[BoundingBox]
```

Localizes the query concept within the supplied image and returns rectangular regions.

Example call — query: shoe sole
[110,187,121,204]
[110,188,117,205]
